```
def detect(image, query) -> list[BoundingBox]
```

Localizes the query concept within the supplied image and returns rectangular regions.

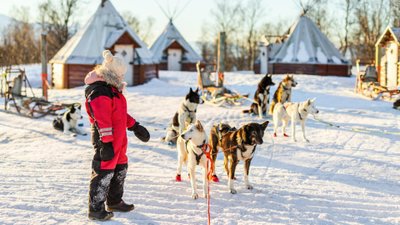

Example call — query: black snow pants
[89,163,128,212]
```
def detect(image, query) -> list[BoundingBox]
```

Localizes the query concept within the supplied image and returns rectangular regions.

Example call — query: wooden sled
[196,61,248,107]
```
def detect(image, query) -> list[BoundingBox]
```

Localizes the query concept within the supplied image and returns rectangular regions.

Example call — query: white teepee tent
[150,20,202,71]
[256,15,351,76]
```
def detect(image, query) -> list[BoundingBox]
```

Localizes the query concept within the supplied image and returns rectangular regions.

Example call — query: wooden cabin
[375,26,400,89]
[50,0,158,89]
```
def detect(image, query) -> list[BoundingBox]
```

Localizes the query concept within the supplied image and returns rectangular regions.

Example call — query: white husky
[176,120,211,199]
[273,98,319,142]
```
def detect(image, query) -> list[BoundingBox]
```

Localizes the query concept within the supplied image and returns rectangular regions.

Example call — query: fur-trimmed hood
[84,69,127,91]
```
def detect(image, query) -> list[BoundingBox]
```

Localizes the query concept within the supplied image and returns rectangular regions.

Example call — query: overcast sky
[0,0,336,45]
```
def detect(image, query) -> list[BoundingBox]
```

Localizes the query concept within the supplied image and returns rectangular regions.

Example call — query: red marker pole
[41,32,48,101]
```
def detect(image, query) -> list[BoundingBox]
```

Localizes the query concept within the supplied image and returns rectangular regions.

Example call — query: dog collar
[282,85,290,91]
[184,105,196,113]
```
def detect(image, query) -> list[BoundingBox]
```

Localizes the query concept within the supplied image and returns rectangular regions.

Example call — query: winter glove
[128,122,150,142]
[100,141,114,161]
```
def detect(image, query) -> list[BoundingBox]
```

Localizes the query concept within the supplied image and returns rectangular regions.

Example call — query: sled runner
[196,61,248,106]
[1,66,74,118]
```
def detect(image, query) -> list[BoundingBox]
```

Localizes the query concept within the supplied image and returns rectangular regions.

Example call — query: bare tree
[390,0,400,26]
[0,7,40,66]
[351,0,390,63]
[243,0,264,70]
[122,12,155,45]
[38,0,79,59]
[211,0,242,70]
[338,0,355,56]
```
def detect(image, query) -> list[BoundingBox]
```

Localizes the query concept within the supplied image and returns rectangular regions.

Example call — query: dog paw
[230,189,237,194]
[192,193,199,199]
[246,184,254,190]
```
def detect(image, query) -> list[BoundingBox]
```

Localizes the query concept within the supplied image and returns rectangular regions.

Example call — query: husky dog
[269,74,297,115]
[243,74,275,116]
[176,120,210,199]
[220,121,269,194]
[273,98,319,142]
[164,88,204,145]
[393,98,400,110]
[208,123,237,182]
[53,104,87,137]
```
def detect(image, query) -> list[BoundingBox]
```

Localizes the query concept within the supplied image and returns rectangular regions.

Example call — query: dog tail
[269,101,276,115]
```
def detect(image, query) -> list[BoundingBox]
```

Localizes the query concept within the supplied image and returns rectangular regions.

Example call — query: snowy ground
[0,70,399,225]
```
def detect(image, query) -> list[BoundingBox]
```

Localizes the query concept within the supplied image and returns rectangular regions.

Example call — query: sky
[0,0,304,45]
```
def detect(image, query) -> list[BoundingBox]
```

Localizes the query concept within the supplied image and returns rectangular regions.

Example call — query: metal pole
[217,32,225,87]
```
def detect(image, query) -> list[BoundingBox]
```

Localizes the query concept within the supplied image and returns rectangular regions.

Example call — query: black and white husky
[53,104,86,136]
[164,88,203,145]
[176,120,210,199]
[273,98,319,142]
[243,74,275,117]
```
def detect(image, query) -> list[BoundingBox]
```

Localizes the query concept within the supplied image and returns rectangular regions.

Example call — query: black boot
[107,200,135,212]
[88,168,114,220]
[88,208,114,221]
[106,164,134,212]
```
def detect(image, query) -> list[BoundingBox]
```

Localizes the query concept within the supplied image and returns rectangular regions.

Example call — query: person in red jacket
[84,50,150,221]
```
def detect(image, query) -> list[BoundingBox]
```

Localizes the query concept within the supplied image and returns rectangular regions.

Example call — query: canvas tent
[375,26,400,89]
[255,15,351,76]
[50,0,158,89]
[150,20,202,71]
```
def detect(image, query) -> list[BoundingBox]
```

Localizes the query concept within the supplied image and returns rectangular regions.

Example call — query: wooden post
[41,32,48,100]
[375,44,380,85]
[216,32,225,87]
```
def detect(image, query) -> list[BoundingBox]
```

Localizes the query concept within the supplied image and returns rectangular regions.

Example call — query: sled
[355,61,400,100]
[1,66,74,118]
[196,61,248,106]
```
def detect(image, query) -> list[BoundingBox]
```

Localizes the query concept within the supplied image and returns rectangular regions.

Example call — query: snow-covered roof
[391,27,400,42]
[50,1,157,65]
[271,16,348,65]
[150,20,202,63]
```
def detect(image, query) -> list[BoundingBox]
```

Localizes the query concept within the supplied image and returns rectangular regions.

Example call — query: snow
[296,41,309,62]
[316,47,328,63]
[282,43,294,62]
[331,56,342,64]
[1,68,400,224]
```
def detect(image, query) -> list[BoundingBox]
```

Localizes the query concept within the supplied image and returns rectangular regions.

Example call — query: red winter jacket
[85,80,135,170]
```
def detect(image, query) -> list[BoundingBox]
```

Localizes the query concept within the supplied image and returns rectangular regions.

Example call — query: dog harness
[185,140,206,165]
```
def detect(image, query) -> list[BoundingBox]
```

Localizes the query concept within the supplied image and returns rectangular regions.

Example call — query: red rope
[201,144,212,225]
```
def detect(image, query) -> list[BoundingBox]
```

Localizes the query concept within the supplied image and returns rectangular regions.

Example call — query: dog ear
[311,97,316,103]
[218,122,223,132]
[189,87,193,93]
[194,87,199,93]
[261,121,269,130]
[70,105,76,113]
[195,120,204,132]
